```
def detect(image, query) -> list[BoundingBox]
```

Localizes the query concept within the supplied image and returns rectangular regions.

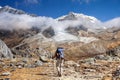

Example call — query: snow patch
[51,31,98,43]
[52,32,79,42]
[79,37,98,43]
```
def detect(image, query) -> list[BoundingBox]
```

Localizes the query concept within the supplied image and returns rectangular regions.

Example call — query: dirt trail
[0,59,120,80]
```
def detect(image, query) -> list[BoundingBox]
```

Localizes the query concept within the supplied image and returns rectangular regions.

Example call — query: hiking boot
[58,72,62,77]
[58,74,62,77]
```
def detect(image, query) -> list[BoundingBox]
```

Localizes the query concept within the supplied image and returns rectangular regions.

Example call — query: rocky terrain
[0,53,120,80]
[0,6,120,80]
[0,27,40,48]
[0,29,120,80]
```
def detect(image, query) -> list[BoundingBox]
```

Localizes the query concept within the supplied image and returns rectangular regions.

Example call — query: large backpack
[56,47,64,59]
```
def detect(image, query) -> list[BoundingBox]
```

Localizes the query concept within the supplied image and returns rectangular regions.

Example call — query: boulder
[40,56,49,62]
[0,39,13,59]
[1,72,11,76]
[34,60,43,66]
[95,55,106,60]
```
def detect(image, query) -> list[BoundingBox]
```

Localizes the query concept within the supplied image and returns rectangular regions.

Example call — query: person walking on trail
[52,47,64,77]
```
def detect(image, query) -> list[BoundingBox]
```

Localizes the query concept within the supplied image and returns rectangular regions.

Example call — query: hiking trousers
[56,59,64,76]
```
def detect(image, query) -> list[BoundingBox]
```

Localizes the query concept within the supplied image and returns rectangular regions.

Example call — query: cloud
[0,12,65,32]
[0,12,82,32]
[104,17,120,28]
[0,12,104,34]
[24,0,39,4]
[71,0,95,4]
[0,12,86,33]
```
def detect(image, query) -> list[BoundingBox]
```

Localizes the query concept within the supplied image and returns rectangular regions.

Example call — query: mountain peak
[0,5,37,17]
[56,12,105,30]
[57,12,78,21]
[68,12,76,16]
[0,5,25,15]
[57,12,99,23]
[60,12,78,21]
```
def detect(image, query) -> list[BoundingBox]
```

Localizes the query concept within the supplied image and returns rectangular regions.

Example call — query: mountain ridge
[0,5,36,17]
[0,5,120,47]
[0,5,120,29]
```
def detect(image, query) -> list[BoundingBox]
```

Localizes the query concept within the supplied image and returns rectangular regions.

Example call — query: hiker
[52,47,64,77]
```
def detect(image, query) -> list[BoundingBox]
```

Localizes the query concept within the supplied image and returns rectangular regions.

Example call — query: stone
[95,55,105,60]
[82,58,96,65]
[34,60,43,66]
[26,64,36,68]
[18,65,22,69]
[0,39,13,59]
[40,56,49,62]
[112,57,120,61]
[1,72,11,76]
[102,75,112,80]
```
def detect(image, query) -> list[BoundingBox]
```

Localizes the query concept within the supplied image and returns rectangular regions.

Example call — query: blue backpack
[56,47,64,59]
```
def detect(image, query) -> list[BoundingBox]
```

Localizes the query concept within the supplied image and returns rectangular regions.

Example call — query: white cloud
[0,12,104,34]
[0,12,69,32]
[0,12,83,32]
[104,17,120,28]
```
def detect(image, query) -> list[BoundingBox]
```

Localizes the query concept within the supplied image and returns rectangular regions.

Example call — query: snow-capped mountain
[0,6,25,14]
[57,12,98,23]
[57,12,105,30]
[0,6,36,16]
[1,5,120,61]
[2,6,120,45]
[0,6,105,31]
